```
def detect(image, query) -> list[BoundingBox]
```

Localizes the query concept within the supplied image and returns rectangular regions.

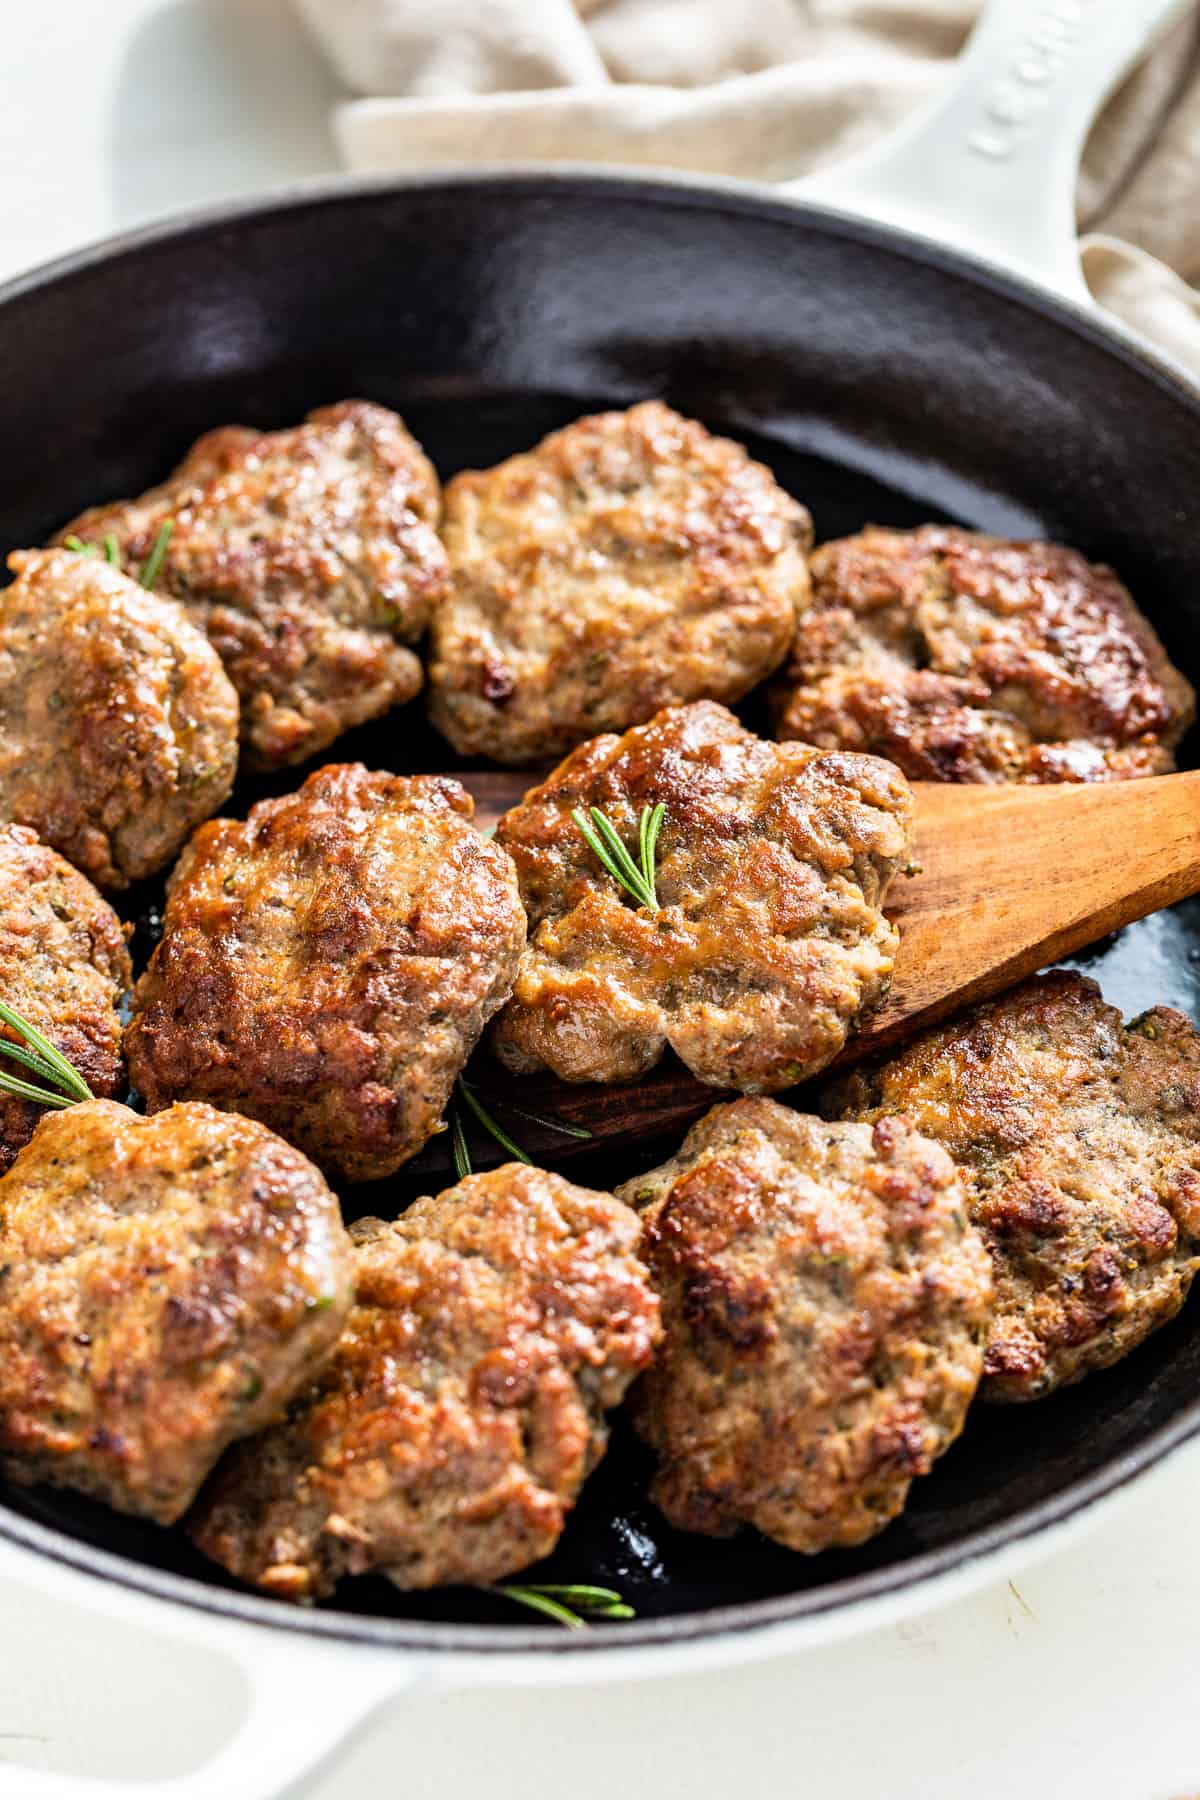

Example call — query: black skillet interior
[1,174,1200,1649]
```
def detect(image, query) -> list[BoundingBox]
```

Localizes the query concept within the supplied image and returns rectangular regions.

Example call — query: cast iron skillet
[0,0,1197,1738]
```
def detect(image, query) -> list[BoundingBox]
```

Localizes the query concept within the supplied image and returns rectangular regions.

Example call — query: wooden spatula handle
[862,768,1200,1054]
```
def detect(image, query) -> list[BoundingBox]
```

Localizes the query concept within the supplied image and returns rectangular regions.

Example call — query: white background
[1,3,1198,1795]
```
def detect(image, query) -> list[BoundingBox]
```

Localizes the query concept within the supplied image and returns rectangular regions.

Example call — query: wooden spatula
[413,769,1200,1174]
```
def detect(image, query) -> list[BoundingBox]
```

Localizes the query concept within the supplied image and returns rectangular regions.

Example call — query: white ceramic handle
[0,1640,412,1800]
[787,0,1192,301]
[0,1636,410,1800]
[0,1534,420,1800]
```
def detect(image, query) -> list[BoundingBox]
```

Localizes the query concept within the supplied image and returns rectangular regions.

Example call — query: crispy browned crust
[770,525,1194,783]
[828,972,1200,1400]
[0,549,239,890]
[0,1099,353,1524]
[0,826,131,1171]
[429,401,811,764]
[188,1164,661,1600]
[619,1098,991,1550]
[490,701,913,1091]
[56,401,448,770]
[125,763,526,1183]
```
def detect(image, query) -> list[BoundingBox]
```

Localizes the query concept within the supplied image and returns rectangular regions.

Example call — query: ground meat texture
[619,1098,990,1551]
[428,401,811,765]
[125,763,526,1184]
[56,401,448,770]
[770,525,1194,783]
[188,1164,661,1600]
[828,971,1200,1400]
[0,1099,353,1524]
[0,549,238,891]
[490,701,912,1092]
[0,826,131,1172]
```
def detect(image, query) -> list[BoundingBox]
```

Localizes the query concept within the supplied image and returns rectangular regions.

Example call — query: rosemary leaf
[572,809,627,892]
[641,801,666,907]
[457,1079,532,1164]
[638,804,654,900]
[63,534,100,559]
[451,1107,472,1181]
[102,534,121,568]
[0,1038,74,1089]
[139,519,174,590]
[0,1071,74,1109]
[503,1102,592,1141]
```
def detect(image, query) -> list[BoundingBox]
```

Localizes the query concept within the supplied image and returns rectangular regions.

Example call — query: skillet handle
[0,1620,418,1800]
[784,0,1191,304]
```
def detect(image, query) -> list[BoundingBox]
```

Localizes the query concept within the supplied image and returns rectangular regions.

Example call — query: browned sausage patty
[0,1099,353,1524]
[56,401,448,770]
[828,972,1200,1400]
[0,825,130,1172]
[619,1099,991,1551]
[188,1164,661,1600]
[126,763,526,1183]
[490,701,912,1091]
[0,549,238,890]
[429,402,811,764]
[770,525,1194,782]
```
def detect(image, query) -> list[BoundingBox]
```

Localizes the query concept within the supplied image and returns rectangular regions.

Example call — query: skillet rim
[4,161,1200,406]
[1,164,1199,1654]
[0,1399,1192,1655]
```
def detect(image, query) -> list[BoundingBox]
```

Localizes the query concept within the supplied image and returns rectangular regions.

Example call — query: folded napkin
[295,0,1200,375]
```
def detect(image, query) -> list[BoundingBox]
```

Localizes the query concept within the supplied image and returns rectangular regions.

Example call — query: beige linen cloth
[295,0,1200,374]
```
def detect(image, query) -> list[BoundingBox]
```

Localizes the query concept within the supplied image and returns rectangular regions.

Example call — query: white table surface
[1,4,1198,1796]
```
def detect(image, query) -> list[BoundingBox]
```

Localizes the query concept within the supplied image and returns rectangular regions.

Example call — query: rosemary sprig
[381,1566,634,1630]
[572,803,665,911]
[0,1000,92,1111]
[138,519,174,589]
[490,1583,636,1629]
[450,1080,591,1176]
[457,1078,532,1165]
[63,519,174,590]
